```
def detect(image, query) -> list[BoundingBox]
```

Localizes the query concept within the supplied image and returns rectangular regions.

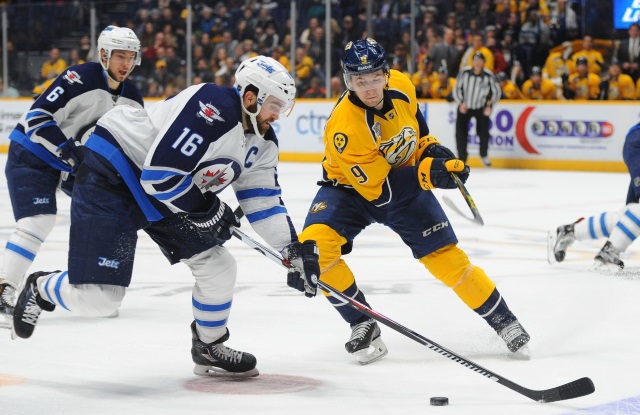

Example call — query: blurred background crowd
[1,0,635,101]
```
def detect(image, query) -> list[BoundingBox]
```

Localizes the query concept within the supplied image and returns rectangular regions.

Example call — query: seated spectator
[271,46,290,72]
[497,71,523,99]
[429,66,456,101]
[330,76,345,99]
[78,35,92,62]
[521,66,558,99]
[543,41,575,89]
[294,47,314,91]
[460,34,495,71]
[40,47,67,82]
[391,57,411,79]
[303,76,326,98]
[571,35,604,75]
[599,59,635,100]
[564,56,600,100]
[67,48,85,66]
[412,57,436,98]
[616,22,640,82]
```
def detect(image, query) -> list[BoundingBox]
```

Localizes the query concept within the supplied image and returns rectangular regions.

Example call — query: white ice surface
[2,155,640,415]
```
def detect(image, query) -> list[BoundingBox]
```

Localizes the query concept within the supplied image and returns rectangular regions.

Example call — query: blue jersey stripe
[246,206,287,222]
[54,271,71,311]
[588,216,596,239]
[195,318,228,327]
[151,176,193,201]
[9,129,72,172]
[86,134,164,221]
[600,213,609,237]
[617,223,635,241]
[236,188,281,200]
[625,209,640,227]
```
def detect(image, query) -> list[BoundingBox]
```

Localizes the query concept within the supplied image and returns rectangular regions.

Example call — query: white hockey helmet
[97,25,141,70]
[234,56,296,136]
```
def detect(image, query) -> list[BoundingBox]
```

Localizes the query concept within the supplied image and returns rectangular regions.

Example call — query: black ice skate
[547,220,580,264]
[190,321,258,377]
[593,241,624,272]
[345,318,388,365]
[0,282,16,329]
[12,271,57,339]
[499,320,531,357]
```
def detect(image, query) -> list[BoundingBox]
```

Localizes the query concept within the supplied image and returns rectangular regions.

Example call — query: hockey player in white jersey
[0,26,143,328]
[549,122,640,271]
[11,56,320,377]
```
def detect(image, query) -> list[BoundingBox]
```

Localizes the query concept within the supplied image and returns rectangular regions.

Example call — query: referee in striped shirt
[453,51,501,167]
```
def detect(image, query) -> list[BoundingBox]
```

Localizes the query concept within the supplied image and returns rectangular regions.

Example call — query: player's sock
[475,288,530,354]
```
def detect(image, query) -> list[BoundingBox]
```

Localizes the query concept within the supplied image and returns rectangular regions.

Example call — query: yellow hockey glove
[417,157,470,190]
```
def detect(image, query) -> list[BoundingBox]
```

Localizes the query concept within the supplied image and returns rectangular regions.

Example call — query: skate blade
[0,319,12,330]
[104,309,119,318]
[353,337,388,365]
[193,364,259,378]
[510,344,531,360]
[546,231,558,264]
[590,261,624,275]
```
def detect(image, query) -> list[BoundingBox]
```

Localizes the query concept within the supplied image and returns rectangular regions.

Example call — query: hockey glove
[417,157,470,190]
[57,139,86,173]
[187,196,240,245]
[416,135,456,162]
[282,240,320,298]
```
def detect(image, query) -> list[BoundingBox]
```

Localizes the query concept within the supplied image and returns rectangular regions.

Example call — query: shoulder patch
[333,132,348,153]
[63,70,83,85]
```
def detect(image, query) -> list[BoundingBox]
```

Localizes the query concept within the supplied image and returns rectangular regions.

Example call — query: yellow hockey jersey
[430,77,456,99]
[567,73,601,100]
[521,78,557,99]
[321,70,428,204]
[604,74,635,100]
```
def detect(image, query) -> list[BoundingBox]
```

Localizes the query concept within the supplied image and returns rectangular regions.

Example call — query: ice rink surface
[2,154,640,415]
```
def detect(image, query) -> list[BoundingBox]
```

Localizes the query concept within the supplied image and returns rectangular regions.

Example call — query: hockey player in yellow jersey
[497,71,524,99]
[521,66,558,100]
[298,38,530,365]
[564,56,600,100]
[599,59,635,100]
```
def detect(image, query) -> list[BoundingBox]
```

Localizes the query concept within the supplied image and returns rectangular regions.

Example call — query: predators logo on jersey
[334,133,348,153]
[309,201,328,214]
[379,126,417,166]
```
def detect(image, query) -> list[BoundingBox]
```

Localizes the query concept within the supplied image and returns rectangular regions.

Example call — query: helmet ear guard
[341,38,389,91]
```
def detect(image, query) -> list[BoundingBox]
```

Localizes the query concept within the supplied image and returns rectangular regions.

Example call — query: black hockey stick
[443,174,484,226]
[230,214,594,402]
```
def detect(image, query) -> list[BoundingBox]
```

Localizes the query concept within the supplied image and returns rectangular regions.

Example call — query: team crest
[195,159,241,193]
[309,201,328,213]
[379,126,417,166]
[63,70,83,85]
[334,133,348,154]
[198,101,225,124]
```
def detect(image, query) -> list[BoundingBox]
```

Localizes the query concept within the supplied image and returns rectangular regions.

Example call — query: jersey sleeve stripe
[245,205,287,222]
[236,188,282,200]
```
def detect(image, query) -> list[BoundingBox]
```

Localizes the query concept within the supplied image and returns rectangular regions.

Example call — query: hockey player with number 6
[0,26,144,328]
[298,38,530,364]
[11,56,320,377]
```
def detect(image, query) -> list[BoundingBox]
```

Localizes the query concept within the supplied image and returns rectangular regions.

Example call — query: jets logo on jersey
[200,164,232,190]
[63,70,83,85]
[309,201,328,213]
[198,101,225,124]
[334,133,348,154]
[195,159,242,193]
[379,126,417,166]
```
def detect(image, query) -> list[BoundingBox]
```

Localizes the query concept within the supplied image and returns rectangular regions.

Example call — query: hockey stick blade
[228,214,594,403]
[451,174,484,226]
[442,195,480,225]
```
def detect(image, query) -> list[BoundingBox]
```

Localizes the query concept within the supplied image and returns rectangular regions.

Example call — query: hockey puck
[430,397,449,406]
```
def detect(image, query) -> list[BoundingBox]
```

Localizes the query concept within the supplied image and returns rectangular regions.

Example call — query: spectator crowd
[7,0,640,101]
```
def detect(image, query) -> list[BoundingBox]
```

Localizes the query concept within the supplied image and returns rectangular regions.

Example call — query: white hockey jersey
[9,62,143,172]
[86,83,297,251]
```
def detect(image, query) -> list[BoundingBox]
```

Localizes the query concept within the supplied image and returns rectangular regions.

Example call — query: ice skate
[190,321,258,377]
[593,241,624,272]
[547,222,578,264]
[0,282,17,330]
[499,320,531,359]
[481,156,492,167]
[12,271,57,339]
[345,318,388,365]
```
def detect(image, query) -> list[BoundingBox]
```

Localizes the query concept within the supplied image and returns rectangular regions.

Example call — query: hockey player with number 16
[11,56,320,377]
[0,26,144,328]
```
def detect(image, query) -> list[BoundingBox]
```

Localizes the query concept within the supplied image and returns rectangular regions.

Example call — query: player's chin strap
[241,105,264,139]
[231,205,594,403]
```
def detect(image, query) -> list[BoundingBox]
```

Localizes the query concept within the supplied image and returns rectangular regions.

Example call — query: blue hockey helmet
[341,38,389,90]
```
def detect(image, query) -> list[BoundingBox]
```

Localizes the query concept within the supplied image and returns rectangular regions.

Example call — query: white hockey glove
[187,196,240,245]
[282,240,320,298]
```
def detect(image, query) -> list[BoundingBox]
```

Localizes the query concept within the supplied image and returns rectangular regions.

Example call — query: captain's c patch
[333,133,348,154]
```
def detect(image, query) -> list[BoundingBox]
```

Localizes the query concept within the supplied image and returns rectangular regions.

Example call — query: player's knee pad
[299,224,355,294]
[15,214,56,243]
[419,244,496,309]
[183,246,237,297]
